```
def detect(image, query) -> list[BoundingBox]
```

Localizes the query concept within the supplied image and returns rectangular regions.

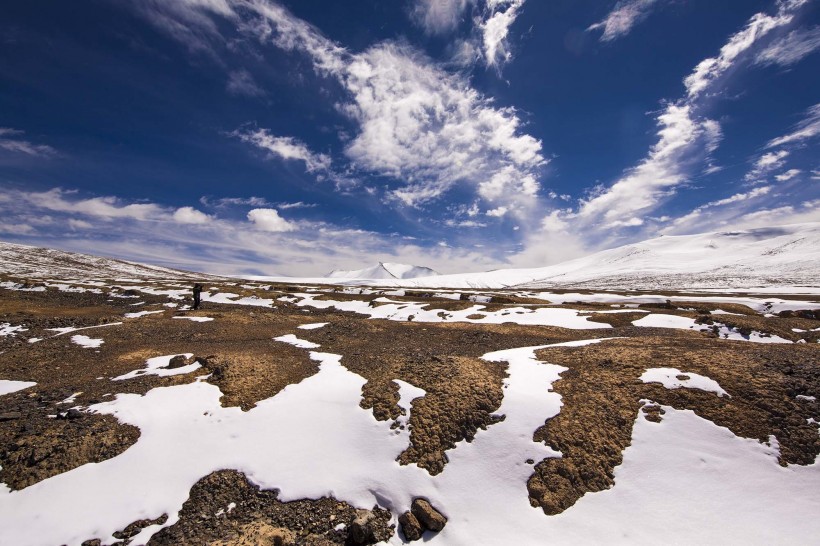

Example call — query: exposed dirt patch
[0,392,139,489]
[300,318,587,474]
[527,336,820,515]
[146,470,393,545]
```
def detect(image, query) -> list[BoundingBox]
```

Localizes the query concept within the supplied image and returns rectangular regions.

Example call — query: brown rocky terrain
[0,274,818,544]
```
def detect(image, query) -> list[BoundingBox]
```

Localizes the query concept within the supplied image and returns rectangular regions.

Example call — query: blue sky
[0,0,818,276]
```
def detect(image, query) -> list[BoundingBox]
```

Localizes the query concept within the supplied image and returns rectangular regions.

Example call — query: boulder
[399,511,423,541]
[167,355,189,369]
[410,498,447,532]
[349,510,377,545]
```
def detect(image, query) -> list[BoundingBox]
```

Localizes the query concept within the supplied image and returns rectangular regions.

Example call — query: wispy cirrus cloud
[231,128,332,173]
[0,185,513,276]
[555,0,808,243]
[745,150,790,184]
[684,0,809,99]
[576,104,722,225]
[226,69,265,97]
[755,25,820,66]
[410,0,474,35]
[0,128,57,157]
[142,1,545,214]
[587,0,662,42]
[766,103,820,148]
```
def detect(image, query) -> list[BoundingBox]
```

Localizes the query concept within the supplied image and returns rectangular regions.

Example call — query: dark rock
[81,540,101,546]
[399,511,423,541]
[66,408,83,420]
[166,355,189,369]
[410,498,447,532]
[349,510,376,544]
[0,412,22,421]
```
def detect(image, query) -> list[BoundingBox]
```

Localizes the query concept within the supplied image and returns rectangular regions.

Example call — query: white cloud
[606,217,644,228]
[587,0,661,42]
[710,185,773,207]
[68,219,93,230]
[486,205,509,217]
[200,196,273,207]
[5,188,212,226]
[226,69,265,97]
[173,206,212,224]
[232,128,331,172]
[410,0,473,35]
[745,150,790,183]
[0,127,57,157]
[577,104,721,223]
[766,103,820,148]
[246,207,296,232]
[278,201,317,209]
[775,168,802,181]
[480,0,526,68]
[661,185,777,234]
[684,0,808,99]
[755,25,820,66]
[341,42,544,207]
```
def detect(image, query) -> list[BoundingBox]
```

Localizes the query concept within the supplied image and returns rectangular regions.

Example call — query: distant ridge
[349,223,820,291]
[0,241,221,281]
[327,262,439,280]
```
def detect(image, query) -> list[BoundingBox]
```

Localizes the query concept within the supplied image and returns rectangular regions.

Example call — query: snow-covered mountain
[361,223,820,291]
[0,241,219,281]
[327,262,439,280]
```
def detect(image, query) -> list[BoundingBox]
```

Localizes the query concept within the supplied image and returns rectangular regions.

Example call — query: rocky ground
[0,274,818,545]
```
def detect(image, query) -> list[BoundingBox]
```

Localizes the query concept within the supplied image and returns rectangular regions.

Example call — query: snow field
[0,334,818,544]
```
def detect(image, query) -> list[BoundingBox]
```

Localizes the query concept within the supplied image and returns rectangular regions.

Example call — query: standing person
[192,283,203,310]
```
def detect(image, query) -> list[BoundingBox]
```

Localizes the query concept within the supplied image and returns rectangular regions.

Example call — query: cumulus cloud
[0,127,57,157]
[587,0,661,42]
[766,103,820,148]
[133,1,545,214]
[684,0,808,98]
[745,150,790,183]
[410,0,473,34]
[775,168,802,181]
[480,0,526,68]
[226,69,265,97]
[246,207,296,232]
[341,42,544,207]
[173,206,212,224]
[755,26,820,66]
[232,128,331,173]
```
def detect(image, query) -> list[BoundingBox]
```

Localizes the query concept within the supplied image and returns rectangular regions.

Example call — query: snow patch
[71,335,104,349]
[0,380,36,396]
[113,354,201,381]
[640,368,729,397]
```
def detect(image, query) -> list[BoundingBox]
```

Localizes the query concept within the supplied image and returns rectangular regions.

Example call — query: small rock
[81,540,102,546]
[66,408,83,420]
[411,498,447,532]
[0,412,22,421]
[399,511,423,541]
[349,511,376,544]
[166,355,189,369]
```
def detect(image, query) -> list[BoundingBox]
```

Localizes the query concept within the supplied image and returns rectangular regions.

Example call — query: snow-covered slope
[351,223,820,291]
[0,241,219,281]
[327,262,438,280]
